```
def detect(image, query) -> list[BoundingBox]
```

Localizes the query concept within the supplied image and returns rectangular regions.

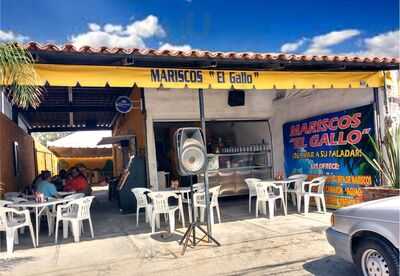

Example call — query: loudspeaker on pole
[174,128,208,176]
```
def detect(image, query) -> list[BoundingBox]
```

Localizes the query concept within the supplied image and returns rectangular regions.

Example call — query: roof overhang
[98,135,135,145]
[30,64,386,90]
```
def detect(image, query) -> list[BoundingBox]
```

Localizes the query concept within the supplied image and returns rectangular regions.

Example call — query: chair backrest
[288,174,307,191]
[255,181,274,200]
[0,200,12,207]
[0,207,7,230]
[75,196,95,219]
[131,188,152,208]
[64,193,85,200]
[4,192,20,201]
[310,176,327,194]
[147,192,176,214]
[209,185,221,205]
[192,183,205,192]
[245,178,261,195]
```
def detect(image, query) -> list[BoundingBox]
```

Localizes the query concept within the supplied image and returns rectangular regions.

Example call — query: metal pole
[198,88,212,240]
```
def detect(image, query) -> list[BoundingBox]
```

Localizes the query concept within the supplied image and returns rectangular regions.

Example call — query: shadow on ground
[303,255,357,276]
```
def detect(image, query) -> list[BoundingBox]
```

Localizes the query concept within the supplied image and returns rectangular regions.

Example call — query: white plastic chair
[301,177,327,216]
[287,174,308,211]
[147,192,184,233]
[181,183,204,223]
[54,196,95,243]
[46,193,86,236]
[131,188,152,226]
[193,185,222,229]
[0,200,13,207]
[255,181,287,219]
[0,207,36,255]
[64,193,85,200]
[4,192,20,201]
[244,178,261,213]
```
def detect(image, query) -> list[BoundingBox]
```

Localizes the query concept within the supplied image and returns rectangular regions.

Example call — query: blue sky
[0,0,399,56]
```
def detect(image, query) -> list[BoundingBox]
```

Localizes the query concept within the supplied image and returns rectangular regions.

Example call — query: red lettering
[337,131,346,145]
[290,124,300,137]
[328,117,338,131]
[320,133,330,146]
[347,130,362,144]
[351,113,362,128]
[309,135,320,147]
[338,115,352,130]
[329,132,338,145]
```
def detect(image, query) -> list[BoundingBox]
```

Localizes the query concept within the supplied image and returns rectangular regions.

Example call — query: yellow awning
[32,64,385,89]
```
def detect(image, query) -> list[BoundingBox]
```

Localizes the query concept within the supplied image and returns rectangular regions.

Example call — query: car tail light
[330,214,335,226]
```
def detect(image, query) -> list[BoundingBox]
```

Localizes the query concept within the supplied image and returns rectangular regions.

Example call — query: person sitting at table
[51,169,67,191]
[36,170,58,198]
[64,167,90,194]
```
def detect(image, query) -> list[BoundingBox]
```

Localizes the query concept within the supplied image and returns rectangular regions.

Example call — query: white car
[326,196,400,276]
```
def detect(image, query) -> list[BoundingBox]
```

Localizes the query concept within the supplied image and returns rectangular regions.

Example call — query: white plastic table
[157,187,191,225]
[9,198,74,246]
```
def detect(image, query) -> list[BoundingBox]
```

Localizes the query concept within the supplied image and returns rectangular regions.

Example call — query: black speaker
[174,128,208,176]
[228,90,245,106]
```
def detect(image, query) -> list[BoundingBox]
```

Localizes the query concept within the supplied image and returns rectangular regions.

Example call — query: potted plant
[358,124,400,201]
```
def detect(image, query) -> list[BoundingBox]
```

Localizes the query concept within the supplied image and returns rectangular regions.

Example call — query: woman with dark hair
[36,170,58,198]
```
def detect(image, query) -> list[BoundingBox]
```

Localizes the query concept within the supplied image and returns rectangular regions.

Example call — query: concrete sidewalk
[0,190,356,276]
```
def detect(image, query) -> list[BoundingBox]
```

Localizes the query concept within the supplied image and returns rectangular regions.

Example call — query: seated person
[36,170,58,198]
[51,169,67,191]
[64,167,90,194]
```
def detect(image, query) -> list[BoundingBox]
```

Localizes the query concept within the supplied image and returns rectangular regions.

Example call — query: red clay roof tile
[24,41,400,65]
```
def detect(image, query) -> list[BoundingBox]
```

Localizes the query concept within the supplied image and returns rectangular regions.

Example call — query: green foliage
[0,43,42,108]
[356,125,400,188]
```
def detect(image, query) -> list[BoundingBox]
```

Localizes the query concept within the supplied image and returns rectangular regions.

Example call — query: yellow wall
[58,157,112,170]
[35,141,59,175]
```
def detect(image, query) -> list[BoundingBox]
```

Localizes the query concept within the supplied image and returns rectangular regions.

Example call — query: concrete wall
[144,87,383,186]
[269,88,380,175]
[144,88,276,188]
[145,88,275,121]
[0,113,35,195]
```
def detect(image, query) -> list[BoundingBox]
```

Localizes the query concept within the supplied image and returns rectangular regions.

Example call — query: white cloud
[88,23,101,32]
[280,38,306,53]
[70,15,166,48]
[159,43,192,51]
[358,30,399,57]
[0,29,29,43]
[304,29,361,55]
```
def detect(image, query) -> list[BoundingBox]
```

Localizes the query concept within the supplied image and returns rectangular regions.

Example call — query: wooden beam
[21,106,116,112]
[29,125,111,133]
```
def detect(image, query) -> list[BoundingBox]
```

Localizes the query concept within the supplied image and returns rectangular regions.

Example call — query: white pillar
[145,114,159,190]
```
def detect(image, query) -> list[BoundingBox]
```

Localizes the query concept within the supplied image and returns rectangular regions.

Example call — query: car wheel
[354,237,399,276]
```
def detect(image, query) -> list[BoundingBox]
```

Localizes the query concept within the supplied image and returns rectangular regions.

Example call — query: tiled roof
[24,41,400,65]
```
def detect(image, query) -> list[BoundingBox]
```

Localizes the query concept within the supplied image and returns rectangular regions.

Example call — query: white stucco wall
[144,87,384,187]
[145,88,275,121]
[144,88,276,188]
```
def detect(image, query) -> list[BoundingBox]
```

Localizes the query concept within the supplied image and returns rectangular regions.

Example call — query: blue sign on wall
[115,96,133,113]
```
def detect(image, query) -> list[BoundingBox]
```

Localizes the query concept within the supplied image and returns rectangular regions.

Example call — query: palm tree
[0,43,42,108]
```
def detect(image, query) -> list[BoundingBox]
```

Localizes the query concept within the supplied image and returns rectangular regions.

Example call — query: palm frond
[0,43,42,109]
[354,125,400,188]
